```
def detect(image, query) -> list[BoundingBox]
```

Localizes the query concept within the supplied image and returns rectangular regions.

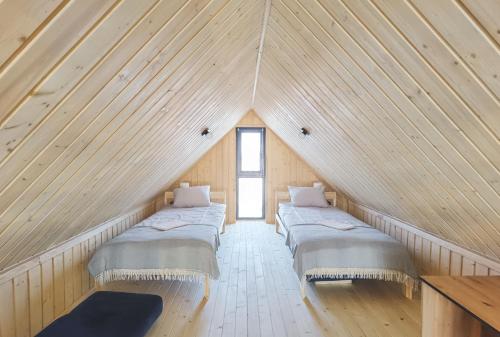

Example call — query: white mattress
[142,202,226,227]
[278,202,365,230]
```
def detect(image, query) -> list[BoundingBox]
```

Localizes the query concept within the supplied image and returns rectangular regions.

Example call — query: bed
[88,190,226,299]
[275,191,418,299]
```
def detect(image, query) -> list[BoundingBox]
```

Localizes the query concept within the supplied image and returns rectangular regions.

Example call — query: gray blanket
[88,205,224,284]
[286,223,418,286]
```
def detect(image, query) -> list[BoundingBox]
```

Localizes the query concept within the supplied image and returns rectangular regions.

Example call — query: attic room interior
[0,0,499,336]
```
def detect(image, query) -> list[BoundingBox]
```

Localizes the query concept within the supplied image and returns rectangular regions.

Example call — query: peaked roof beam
[251,0,272,106]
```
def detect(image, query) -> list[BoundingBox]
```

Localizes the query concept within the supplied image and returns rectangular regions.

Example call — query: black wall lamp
[301,127,310,137]
[201,128,211,136]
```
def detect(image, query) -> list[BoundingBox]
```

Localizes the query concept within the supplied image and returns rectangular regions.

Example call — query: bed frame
[95,191,226,300]
[274,191,336,235]
[274,190,414,300]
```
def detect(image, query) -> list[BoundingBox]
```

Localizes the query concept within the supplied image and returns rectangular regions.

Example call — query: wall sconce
[201,128,210,136]
[300,127,310,137]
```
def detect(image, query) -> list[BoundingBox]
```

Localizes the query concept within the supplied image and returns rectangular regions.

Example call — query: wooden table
[421,276,500,337]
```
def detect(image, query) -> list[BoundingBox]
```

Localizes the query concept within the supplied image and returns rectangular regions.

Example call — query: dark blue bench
[36,291,163,337]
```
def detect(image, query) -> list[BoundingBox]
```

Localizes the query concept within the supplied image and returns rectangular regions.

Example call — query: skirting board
[348,201,500,277]
[0,202,155,337]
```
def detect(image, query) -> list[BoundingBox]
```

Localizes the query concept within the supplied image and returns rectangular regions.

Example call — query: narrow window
[236,127,265,219]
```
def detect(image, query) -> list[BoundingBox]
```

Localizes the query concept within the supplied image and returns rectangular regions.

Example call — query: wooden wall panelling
[0,0,221,244]
[108,88,252,222]
[0,203,153,337]
[460,0,500,46]
[254,0,500,261]
[1,0,499,298]
[329,0,500,185]
[37,16,258,239]
[263,6,468,241]
[0,2,264,268]
[3,0,250,249]
[304,0,492,244]
[0,0,192,221]
[171,127,237,222]
[42,5,261,248]
[170,111,335,224]
[1,0,164,166]
[335,0,500,230]
[348,201,500,278]
[265,125,333,222]
[0,0,67,69]
[0,0,117,123]
[256,55,421,222]
[272,0,444,215]
[338,0,500,234]
[409,0,500,97]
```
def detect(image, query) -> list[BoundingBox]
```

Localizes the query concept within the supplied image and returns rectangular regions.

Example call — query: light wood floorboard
[103,222,421,337]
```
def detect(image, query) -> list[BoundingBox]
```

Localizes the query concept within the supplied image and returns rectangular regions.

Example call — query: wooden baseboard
[348,201,500,277]
[0,202,155,337]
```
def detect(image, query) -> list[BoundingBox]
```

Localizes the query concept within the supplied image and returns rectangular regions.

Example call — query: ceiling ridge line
[251,0,272,107]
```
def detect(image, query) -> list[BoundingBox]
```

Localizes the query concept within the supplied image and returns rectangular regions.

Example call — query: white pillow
[288,186,328,207]
[173,185,211,208]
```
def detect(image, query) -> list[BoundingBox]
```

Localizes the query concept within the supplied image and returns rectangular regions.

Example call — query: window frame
[236,127,266,219]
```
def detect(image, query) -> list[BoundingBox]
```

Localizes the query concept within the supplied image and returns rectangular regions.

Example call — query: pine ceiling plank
[338,0,500,221]
[262,15,430,220]
[366,0,500,145]
[0,0,264,266]
[0,0,189,197]
[269,0,499,235]
[0,0,164,164]
[460,0,500,46]
[0,0,232,235]
[409,0,500,99]
[296,0,500,209]
[0,0,67,69]
[50,57,256,247]
[268,0,497,254]
[1,0,498,268]
[41,14,261,244]
[256,66,407,219]
[0,0,165,163]
[79,89,252,239]
[19,82,253,262]
[256,0,500,260]
[316,0,500,197]
[0,0,118,124]
[265,25,470,249]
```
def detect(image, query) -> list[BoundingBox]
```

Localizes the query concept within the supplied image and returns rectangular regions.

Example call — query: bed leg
[403,279,414,300]
[204,274,210,299]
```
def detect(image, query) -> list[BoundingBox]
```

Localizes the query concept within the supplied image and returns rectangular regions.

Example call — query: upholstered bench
[36,291,163,337]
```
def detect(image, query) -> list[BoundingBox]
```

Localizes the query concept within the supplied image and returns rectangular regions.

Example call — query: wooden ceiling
[0,0,265,269]
[0,0,499,269]
[254,0,500,261]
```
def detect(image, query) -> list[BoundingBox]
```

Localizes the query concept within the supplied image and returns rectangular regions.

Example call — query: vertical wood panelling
[0,281,15,337]
[348,201,500,278]
[170,111,335,224]
[0,203,153,337]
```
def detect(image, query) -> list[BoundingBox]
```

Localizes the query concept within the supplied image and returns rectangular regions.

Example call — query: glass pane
[238,178,263,218]
[240,132,261,171]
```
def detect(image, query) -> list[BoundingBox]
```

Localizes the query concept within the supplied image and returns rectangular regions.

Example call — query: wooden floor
[105,221,421,337]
